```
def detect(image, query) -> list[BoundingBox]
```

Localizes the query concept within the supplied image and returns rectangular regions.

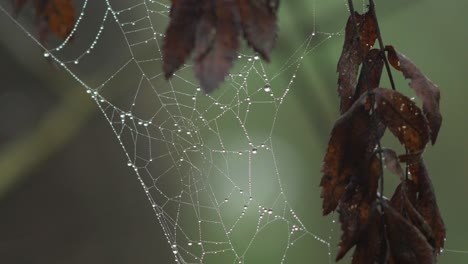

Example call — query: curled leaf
[351,208,386,264]
[373,88,430,152]
[409,161,446,253]
[337,4,378,113]
[383,201,436,264]
[386,46,442,144]
[354,48,384,98]
[390,182,437,249]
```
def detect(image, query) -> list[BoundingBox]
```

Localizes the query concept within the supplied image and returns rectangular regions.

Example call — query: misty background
[0,0,467,263]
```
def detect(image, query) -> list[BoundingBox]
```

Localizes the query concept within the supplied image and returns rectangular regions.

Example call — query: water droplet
[252,148,258,154]
[264,85,271,92]
[43,52,50,57]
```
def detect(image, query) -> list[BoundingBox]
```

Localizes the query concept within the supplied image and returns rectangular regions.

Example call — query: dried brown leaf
[409,161,446,254]
[193,0,241,93]
[336,155,381,260]
[162,0,201,78]
[373,88,430,152]
[354,48,384,98]
[237,0,279,61]
[337,4,378,113]
[386,46,442,144]
[14,0,76,44]
[321,94,384,215]
[383,201,436,264]
[351,208,386,264]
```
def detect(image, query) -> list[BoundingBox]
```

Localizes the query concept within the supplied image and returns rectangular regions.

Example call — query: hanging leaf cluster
[320,3,445,263]
[14,0,76,45]
[162,0,279,93]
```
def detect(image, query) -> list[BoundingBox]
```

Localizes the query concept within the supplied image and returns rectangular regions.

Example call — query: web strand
[0,1,345,263]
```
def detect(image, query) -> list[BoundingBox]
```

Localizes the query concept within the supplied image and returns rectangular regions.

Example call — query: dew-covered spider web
[0,0,359,263]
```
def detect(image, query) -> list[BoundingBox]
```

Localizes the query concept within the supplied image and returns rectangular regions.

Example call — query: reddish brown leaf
[321,94,384,215]
[386,46,442,144]
[337,5,378,113]
[14,0,76,44]
[373,88,430,152]
[42,0,75,40]
[336,156,381,260]
[390,182,437,249]
[193,0,241,93]
[351,208,387,264]
[162,0,280,92]
[237,0,279,61]
[162,0,201,78]
[354,48,384,98]
[385,45,401,71]
[409,161,446,254]
[383,201,436,264]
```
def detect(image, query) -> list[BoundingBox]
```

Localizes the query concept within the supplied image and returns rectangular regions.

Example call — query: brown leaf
[409,161,446,254]
[351,208,387,264]
[162,0,280,92]
[193,0,241,93]
[386,46,442,144]
[14,0,76,44]
[385,45,401,71]
[337,4,378,113]
[354,48,384,98]
[392,179,418,206]
[390,182,437,249]
[383,201,436,264]
[321,94,384,215]
[373,88,430,152]
[237,0,278,61]
[162,0,201,78]
[42,0,75,40]
[336,155,381,260]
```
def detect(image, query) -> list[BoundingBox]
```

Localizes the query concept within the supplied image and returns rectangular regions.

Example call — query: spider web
[0,0,352,263]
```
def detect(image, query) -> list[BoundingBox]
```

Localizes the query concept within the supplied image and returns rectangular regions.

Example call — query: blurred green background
[0,0,467,263]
